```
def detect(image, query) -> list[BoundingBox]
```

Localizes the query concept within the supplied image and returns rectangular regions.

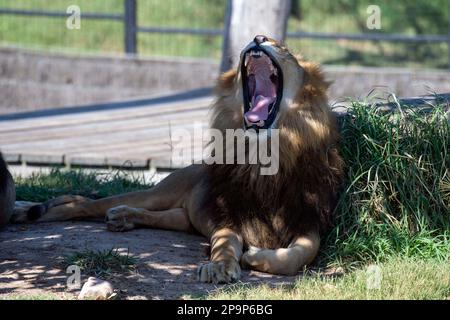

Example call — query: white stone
[78,277,117,300]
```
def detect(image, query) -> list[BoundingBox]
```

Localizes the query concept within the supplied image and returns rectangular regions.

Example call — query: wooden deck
[0,89,213,170]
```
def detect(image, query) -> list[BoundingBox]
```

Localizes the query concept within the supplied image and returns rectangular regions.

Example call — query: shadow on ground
[0,222,297,300]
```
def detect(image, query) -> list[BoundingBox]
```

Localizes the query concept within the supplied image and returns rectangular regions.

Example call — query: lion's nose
[254,35,268,45]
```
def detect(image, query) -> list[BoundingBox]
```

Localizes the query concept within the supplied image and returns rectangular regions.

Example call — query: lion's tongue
[245,75,276,123]
[245,95,274,122]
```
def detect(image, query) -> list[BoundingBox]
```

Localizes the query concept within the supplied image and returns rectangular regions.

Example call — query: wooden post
[220,0,233,72]
[124,0,137,55]
[220,0,292,71]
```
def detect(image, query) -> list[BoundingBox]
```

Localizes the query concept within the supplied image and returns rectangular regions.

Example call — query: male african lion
[10,36,344,283]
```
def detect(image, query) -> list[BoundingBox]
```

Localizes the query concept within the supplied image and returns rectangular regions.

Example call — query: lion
[8,36,344,283]
[0,153,15,228]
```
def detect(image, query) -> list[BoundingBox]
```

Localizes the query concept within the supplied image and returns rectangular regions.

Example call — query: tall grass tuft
[324,103,450,266]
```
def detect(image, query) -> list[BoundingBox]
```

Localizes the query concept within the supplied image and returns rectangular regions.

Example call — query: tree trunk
[221,0,292,71]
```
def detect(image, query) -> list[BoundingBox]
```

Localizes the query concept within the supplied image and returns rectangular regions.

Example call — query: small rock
[78,277,117,300]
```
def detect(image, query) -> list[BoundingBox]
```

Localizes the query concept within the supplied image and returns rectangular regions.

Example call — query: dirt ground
[0,222,297,300]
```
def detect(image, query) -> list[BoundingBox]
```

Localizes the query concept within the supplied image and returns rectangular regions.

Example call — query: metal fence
[0,0,224,55]
[0,0,226,58]
[285,0,450,70]
[0,0,449,70]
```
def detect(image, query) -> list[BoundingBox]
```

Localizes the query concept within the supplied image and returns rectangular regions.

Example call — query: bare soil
[0,222,296,300]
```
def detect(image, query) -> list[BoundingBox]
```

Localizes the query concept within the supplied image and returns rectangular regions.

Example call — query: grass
[209,258,450,300]
[322,103,450,268]
[62,248,137,278]
[15,168,152,202]
[12,102,450,299]
[0,0,447,68]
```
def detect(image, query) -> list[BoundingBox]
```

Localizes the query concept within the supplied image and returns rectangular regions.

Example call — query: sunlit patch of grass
[209,258,450,300]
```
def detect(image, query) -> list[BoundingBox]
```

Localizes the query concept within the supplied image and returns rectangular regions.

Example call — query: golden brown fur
[10,37,344,283]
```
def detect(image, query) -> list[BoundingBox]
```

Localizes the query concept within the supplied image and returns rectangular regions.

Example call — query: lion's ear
[216,69,237,92]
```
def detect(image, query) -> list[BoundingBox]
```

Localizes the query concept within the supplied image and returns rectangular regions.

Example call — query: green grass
[322,103,450,268]
[63,248,137,278]
[15,168,152,202]
[0,0,447,68]
[208,258,450,300]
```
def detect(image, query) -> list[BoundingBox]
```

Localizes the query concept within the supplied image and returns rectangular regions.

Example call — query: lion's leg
[198,228,243,284]
[12,183,186,224]
[13,190,184,223]
[105,205,192,232]
[240,231,320,276]
[13,165,202,223]
[11,196,91,223]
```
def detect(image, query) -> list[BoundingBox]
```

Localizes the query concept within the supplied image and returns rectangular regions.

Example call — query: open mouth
[241,46,283,130]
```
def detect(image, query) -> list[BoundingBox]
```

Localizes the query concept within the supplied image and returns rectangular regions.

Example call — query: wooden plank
[68,156,150,168]
[0,96,213,133]
[1,153,21,163]
[106,158,149,168]
[66,142,206,162]
[0,108,209,144]
[68,156,108,167]
[64,130,208,156]
[21,154,65,165]
[1,121,208,154]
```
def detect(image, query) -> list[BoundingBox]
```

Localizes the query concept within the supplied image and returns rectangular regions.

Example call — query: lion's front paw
[197,260,241,284]
[105,205,136,232]
[240,246,262,269]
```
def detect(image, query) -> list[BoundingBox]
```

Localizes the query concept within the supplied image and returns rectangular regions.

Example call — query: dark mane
[204,146,342,249]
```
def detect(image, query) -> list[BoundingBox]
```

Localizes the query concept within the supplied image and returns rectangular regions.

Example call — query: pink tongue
[244,59,276,124]
[245,95,275,122]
